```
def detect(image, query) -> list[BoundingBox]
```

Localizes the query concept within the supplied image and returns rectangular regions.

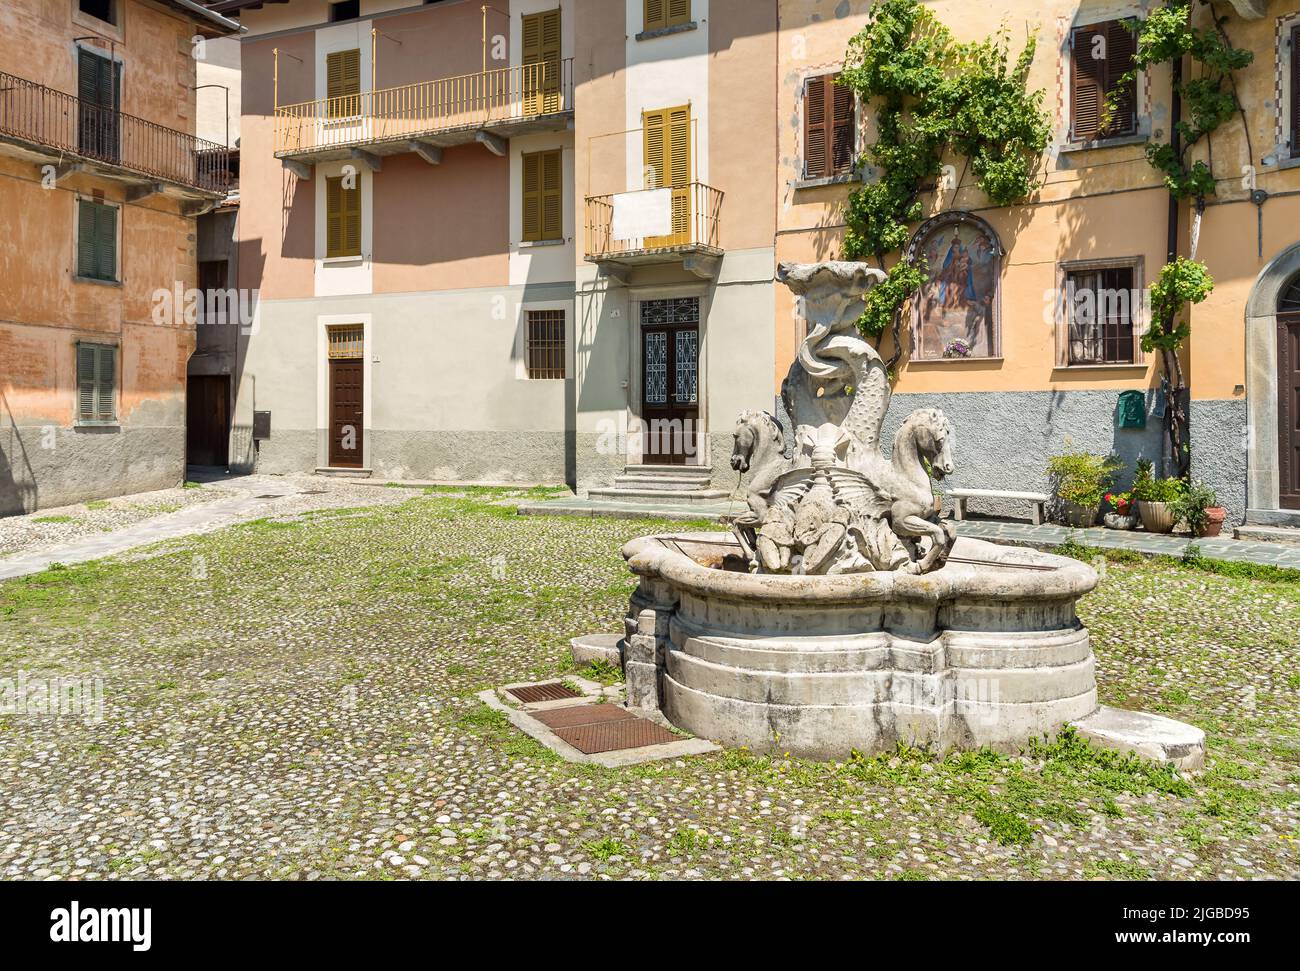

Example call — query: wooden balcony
[585,182,723,274]
[274,59,574,167]
[0,70,230,200]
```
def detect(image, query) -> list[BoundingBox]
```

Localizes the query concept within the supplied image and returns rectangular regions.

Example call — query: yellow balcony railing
[585,182,723,262]
[274,59,574,157]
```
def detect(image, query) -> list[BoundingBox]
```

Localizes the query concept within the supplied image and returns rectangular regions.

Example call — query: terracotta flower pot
[1195,506,1227,538]
[1138,500,1176,534]
[1061,501,1099,528]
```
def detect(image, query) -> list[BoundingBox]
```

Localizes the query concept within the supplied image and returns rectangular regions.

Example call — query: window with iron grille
[803,74,855,179]
[1070,19,1138,141]
[1064,265,1139,366]
[76,342,116,422]
[327,325,365,360]
[526,310,566,379]
[76,199,117,282]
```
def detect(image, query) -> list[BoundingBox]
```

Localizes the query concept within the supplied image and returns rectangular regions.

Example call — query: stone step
[587,486,732,506]
[622,464,714,478]
[1244,508,1300,529]
[613,474,715,492]
[1233,524,1300,546]
[314,467,373,479]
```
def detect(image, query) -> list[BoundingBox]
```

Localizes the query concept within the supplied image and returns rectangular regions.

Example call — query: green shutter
[95,345,115,420]
[76,344,96,420]
[77,200,116,282]
[76,344,116,421]
[77,200,97,278]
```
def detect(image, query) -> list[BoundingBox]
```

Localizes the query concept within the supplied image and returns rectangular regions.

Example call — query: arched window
[1280,272,1300,314]
[906,212,1002,360]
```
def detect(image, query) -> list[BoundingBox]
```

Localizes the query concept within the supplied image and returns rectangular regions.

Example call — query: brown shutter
[1106,19,1137,136]
[522,151,542,241]
[804,76,827,178]
[541,150,563,240]
[326,49,361,119]
[644,0,666,31]
[667,0,691,26]
[1292,26,1300,157]
[1071,25,1104,141]
[831,80,855,173]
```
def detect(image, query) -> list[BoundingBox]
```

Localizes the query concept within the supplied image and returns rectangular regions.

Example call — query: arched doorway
[1279,272,1300,509]
[1246,244,1300,513]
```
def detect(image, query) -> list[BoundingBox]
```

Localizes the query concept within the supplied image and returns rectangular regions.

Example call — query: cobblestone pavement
[0,489,1296,881]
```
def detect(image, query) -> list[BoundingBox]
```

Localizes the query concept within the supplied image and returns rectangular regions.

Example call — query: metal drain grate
[532,705,635,730]
[507,682,583,704]
[553,718,680,754]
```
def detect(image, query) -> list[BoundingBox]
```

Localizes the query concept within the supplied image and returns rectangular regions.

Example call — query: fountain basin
[620,532,1101,759]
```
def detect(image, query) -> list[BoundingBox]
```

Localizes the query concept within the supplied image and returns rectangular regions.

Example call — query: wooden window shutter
[326,49,361,118]
[804,77,828,178]
[76,344,96,420]
[541,150,563,240]
[77,344,115,421]
[95,345,115,420]
[94,202,116,281]
[831,81,855,173]
[522,151,542,241]
[668,107,690,189]
[644,108,667,188]
[667,0,691,27]
[77,200,97,278]
[1106,19,1138,136]
[1071,25,1104,140]
[326,176,359,258]
[1292,26,1300,157]
[644,0,666,31]
[522,10,561,114]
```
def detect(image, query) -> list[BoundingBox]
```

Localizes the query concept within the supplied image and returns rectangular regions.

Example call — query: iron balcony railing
[274,58,575,157]
[0,70,231,194]
[585,182,724,261]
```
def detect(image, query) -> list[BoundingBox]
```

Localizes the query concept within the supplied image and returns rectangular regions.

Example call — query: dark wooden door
[1280,312,1300,509]
[329,358,364,468]
[640,298,700,466]
[186,375,229,467]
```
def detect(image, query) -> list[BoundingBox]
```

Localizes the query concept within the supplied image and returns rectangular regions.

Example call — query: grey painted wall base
[1188,398,1248,526]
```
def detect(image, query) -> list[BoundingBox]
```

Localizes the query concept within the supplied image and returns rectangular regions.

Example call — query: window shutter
[667,107,690,189]
[326,49,361,118]
[804,77,828,178]
[78,49,100,105]
[1071,25,1104,140]
[522,151,542,241]
[95,345,115,420]
[77,344,96,420]
[667,0,691,26]
[1292,26,1300,156]
[644,108,667,188]
[541,150,563,240]
[1106,19,1137,136]
[326,177,343,257]
[644,0,666,31]
[343,179,361,257]
[831,79,855,173]
[77,200,97,278]
[94,203,116,282]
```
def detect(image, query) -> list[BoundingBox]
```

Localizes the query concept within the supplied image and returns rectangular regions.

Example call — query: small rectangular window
[644,0,691,32]
[803,74,855,179]
[522,149,563,242]
[79,1,116,25]
[325,176,362,258]
[326,49,362,119]
[526,310,566,380]
[329,1,360,22]
[76,199,117,282]
[1070,19,1138,141]
[76,343,117,422]
[1065,265,1137,366]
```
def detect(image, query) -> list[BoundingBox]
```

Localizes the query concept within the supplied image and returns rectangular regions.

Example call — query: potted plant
[1171,480,1226,538]
[943,338,973,359]
[1047,450,1119,528]
[1132,459,1183,534]
[1102,491,1136,530]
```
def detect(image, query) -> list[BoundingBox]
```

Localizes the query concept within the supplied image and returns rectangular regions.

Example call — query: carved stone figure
[730,261,956,575]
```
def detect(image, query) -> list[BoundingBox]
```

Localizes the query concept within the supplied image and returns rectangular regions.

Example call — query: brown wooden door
[640,298,700,466]
[1280,312,1300,509]
[186,375,229,467]
[329,358,364,468]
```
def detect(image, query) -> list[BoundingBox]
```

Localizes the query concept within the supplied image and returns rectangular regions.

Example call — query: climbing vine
[1116,0,1252,476]
[837,0,1052,369]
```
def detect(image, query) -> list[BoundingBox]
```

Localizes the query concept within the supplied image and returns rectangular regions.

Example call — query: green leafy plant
[1131,459,1184,503]
[1047,450,1120,509]
[1170,479,1218,534]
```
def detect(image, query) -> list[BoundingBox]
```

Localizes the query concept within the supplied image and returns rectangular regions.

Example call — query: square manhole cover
[507,682,583,704]
[532,705,635,730]
[554,717,680,755]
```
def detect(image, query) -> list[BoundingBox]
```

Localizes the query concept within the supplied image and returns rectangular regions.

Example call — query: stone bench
[948,488,1049,526]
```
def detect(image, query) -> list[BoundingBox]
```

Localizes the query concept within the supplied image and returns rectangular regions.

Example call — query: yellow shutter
[541,149,563,240]
[326,49,361,119]
[327,176,361,258]
[522,9,562,115]
[643,105,690,247]
[522,151,542,241]
[667,0,691,27]
[645,0,690,31]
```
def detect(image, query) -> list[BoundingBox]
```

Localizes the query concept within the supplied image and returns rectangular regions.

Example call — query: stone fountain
[574,262,1205,767]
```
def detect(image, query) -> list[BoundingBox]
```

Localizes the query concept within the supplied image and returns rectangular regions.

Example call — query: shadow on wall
[0,389,38,516]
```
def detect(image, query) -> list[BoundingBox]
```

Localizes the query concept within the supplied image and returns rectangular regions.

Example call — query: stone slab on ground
[1073,705,1206,772]
[570,633,623,666]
